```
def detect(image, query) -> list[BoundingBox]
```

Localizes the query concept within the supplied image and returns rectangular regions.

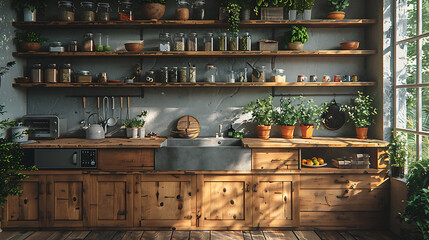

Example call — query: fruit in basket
[312,159,319,165]
[302,159,307,165]
[307,161,314,166]
[318,158,324,164]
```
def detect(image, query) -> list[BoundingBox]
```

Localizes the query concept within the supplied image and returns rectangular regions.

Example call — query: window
[395,0,429,164]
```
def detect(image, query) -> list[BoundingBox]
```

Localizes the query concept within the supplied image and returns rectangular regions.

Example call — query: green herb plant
[285,26,309,44]
[14,31,46,43]
[243,96,274,126]
[297,0,315,12]
[328,0,350,11]
[13,0,47,12]
[341,91,377,128]
[254,0,292,14]
[227,2,242,35]
[136,0,167,4]
[124,118,140,128]
[274,97,299,126]
[297,97,327,128]
[379,131,407,177]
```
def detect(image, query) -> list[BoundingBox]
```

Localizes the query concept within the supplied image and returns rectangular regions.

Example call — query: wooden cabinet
[197,175,252,229]
[252,149,299,170]
[134,175,196,228]
[98,149,154,171]
[252,175,299,228]
[300,174,388,189]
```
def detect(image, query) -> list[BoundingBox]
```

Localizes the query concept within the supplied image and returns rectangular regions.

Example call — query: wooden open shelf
[12,82,377,88]
[12,50,377,58]
[12,19,377,29]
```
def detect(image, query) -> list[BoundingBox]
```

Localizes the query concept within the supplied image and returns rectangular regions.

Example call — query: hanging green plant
[226,2,242,35]
[254,0,292,15]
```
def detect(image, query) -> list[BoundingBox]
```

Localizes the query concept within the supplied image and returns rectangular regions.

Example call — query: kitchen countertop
[242,137,389,148]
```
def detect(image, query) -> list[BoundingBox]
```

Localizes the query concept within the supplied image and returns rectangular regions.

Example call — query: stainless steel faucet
[216,124,223,138]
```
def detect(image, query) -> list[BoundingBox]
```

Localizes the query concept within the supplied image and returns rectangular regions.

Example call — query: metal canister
[45,64,58,83]
[297,75,307,82]
[31,63,43,83]
[334,75,342,82]
[59,64,73,83]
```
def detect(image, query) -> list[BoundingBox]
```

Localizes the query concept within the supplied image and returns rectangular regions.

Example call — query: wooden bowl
[15,77,30,83]
[125,42,144,52]
[340,42,360,50]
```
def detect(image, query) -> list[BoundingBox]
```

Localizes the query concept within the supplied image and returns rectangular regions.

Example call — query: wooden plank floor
[0,230,400,240]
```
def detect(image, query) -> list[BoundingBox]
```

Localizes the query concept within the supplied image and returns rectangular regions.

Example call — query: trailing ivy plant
[328,0,350,12]
[274,97,299,126]
[14,31,46,43]
[227,2,242,35]
[243,96,274,126]
[13,0,47,12]
[136,0,167,4]
[285,26,309,44]
[341,91,377,128]
[297,97,328,127]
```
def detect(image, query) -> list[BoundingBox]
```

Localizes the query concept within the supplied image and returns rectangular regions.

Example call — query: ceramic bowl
[125,41,144,52]
[340,42,360,50]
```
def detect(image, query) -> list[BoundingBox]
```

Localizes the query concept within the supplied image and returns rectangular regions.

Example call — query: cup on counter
[297,75,307,82]
[334,75,342,82]
[322,75,331,82]
[310,75,318,82]
[343,75,353,82]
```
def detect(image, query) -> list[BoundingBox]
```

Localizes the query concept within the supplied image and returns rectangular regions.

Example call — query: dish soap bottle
[227,124,235,138]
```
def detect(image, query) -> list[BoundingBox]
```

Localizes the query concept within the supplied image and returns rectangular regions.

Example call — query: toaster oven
[22,115,67,139]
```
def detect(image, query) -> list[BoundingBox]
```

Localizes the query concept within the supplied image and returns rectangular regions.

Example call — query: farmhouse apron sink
[155,138,251,171]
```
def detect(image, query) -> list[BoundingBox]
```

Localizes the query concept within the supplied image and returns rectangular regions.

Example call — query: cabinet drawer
[98,149,154,170]
[300,211,386,229]
[252,149,299,170]
[300,174,388,189]
[300,189,388,211]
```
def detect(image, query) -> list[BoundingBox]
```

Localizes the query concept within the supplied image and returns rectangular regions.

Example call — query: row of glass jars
[159,32,252,51]
[58,1,133,22]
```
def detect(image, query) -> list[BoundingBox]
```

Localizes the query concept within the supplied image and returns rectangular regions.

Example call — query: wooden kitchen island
[2,137,389,230]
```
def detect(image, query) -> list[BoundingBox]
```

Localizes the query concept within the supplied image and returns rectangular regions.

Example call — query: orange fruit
[302,159,307,165]
[315,162,320,166]
[307,161,314,166]
[318,158,324,164]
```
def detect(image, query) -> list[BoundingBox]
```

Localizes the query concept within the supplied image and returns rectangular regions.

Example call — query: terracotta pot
[280,125,295,139]
[356,127,368,139]
[327,11,345,19]
[288,41,304,50]
[256,125,271,139]
[20,42,41,52]
[176,8,189,20]
[142,3,166,20]
[300,125,314,139]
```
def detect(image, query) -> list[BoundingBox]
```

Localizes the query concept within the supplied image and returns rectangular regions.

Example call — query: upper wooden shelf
[12,50,377,58]
[12,19,377,29]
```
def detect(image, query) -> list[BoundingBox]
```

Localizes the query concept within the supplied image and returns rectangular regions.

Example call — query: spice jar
[240,32,251,51]
[80,2,95,21]
[45,64,58,83]
[160,67,168,83]
[252,66,266,82]
[229,33,239,51]
[168,67,178,82]
[203,33,213,51]
[188,33,198,51]
[218,32,227,51]
[173,33,185,51]
[270,69,286,82]
[159,33,171,51]
[205,64,217,83]
[59,64,73,83]
[68,40,78,52]
[192,0,206,20]
[58,1,75,21]
[189,66,196,83]
[176,0,190,20]
[179,67,187,82]
[118,0,133,21]
[83,33,94,52]
[96,3,110,21]
[75,71,92,82]
[31,63,43,83]
[228,70,235,83]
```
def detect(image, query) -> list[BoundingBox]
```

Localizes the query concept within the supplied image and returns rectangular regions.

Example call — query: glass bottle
[160,67,168,83]
[179,67,187,82]
[189,66,196,83]
[228,70,236,83]
[176,0,190,20]
[192,0,206,20]
[168,67,178,82]
[118,0,133,21]
[173,33,185,51]
[229,33,239,51]
[31,63,43,83]
[205,64,217,83]
[96,3,110,21]
[83,33,94,52]
[68,40,78,52]
[95,33,103,52]
[240,32,251,51]
[159,33,171,51]
[80,1,95,21]
[58,1,75,21]
[203,33,214,51]
[59,64,73,83]
[104,35,111,51]
[187,33,198,51]
[218,32,227,51]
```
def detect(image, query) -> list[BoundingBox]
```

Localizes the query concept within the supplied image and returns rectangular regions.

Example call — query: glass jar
[229,33,239,51]
[240,32,251,51]
[205,64,217,83]
[146,71,155,82]
[270,69,286,82]
[80,2,95,21]
[179,67,187,82]
[96,3,110,21]
[173,33,185,51]
[95,33,103,52]
[104,35,111,51]
[68,40,78,52]
[58,1,75,21]
[176,0,190,20]
[192,0,206,20]
[252,66,265,82]
[59,64,73,83]
[83,32,94,52]
[228,70,235,83]
[118,0,133,21]
[168,67,178,82]
[218,32,227,51]
[160,67,168,83]
[203,33,213,51]
[187,33,198,51]
[45,64,58,83]
[159,33,171,51]
[75,71,92,82]
[189,66,196,83]
[49,42,64,52]
[31,63,43,83]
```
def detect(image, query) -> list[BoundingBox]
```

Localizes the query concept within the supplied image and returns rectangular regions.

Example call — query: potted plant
[297,98,327,139]
[274,97,299,139]
[136,110,147,138]
[238,0,255,20]
[285,26,309,50]
[379,131,407,178]
[341,91,377,139]
[137,0,166,20]
[327,0,349,19]
[243,96,274,139]
[13,0,47,22]
[14,31,46,52]
[255,0,292,20]
[124,118,140,138]
[297,0,315,20]
[288,0,298,20]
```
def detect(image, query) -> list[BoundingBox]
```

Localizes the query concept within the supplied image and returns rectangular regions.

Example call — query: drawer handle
[334,180,350,184]
[336,195,349,199]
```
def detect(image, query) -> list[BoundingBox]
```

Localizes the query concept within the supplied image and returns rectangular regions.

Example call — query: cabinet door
[198,175,252,229]
[46,175,85,227]
[253,175,299,227]
[3,175,46,228]
[134,175,196,228]
[88,174,133,227]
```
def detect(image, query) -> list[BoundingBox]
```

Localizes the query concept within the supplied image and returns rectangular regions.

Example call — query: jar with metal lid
[192,0,206,20]
[68,40,78,52]
[80,2,95,21]
[229,33,239,51]
[168,67,178,82]
[179,67,187,82]
[118,0,133,21]
[59,64,73,83]
[159,33,171,51]
[203,33,213,51]
[96,3,111,21]
[75,71,93,82]
[160,67,168,83]
[205,64,217,83]
[270,68,286,82]
[228,70,235,83]
[58,1,75,21]
[189,66,196,83]
[31,63,43,83]
[188,33,198,51]
[173,33,185,51]
[240,32,251,51]
[218,32,227,51]
[176,0,190,20]
[83,32,94,52]
[252,65,266,82]
[45,64,58,83]
[49,42,65,52]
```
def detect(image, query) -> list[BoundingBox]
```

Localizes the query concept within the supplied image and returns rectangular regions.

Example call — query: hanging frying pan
[322,99,346,130]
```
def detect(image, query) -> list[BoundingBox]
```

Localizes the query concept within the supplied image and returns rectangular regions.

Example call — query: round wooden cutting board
[175,115,200,138]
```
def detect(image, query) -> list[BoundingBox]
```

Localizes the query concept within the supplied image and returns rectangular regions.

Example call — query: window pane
[423,38,429,83]
[396,41,417,85]
[400,131,417,161]
[397,88,417,130]
[396,0,417,41]
[423,0,429,35]
[423,87,429,132]
[423,136,429,161]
